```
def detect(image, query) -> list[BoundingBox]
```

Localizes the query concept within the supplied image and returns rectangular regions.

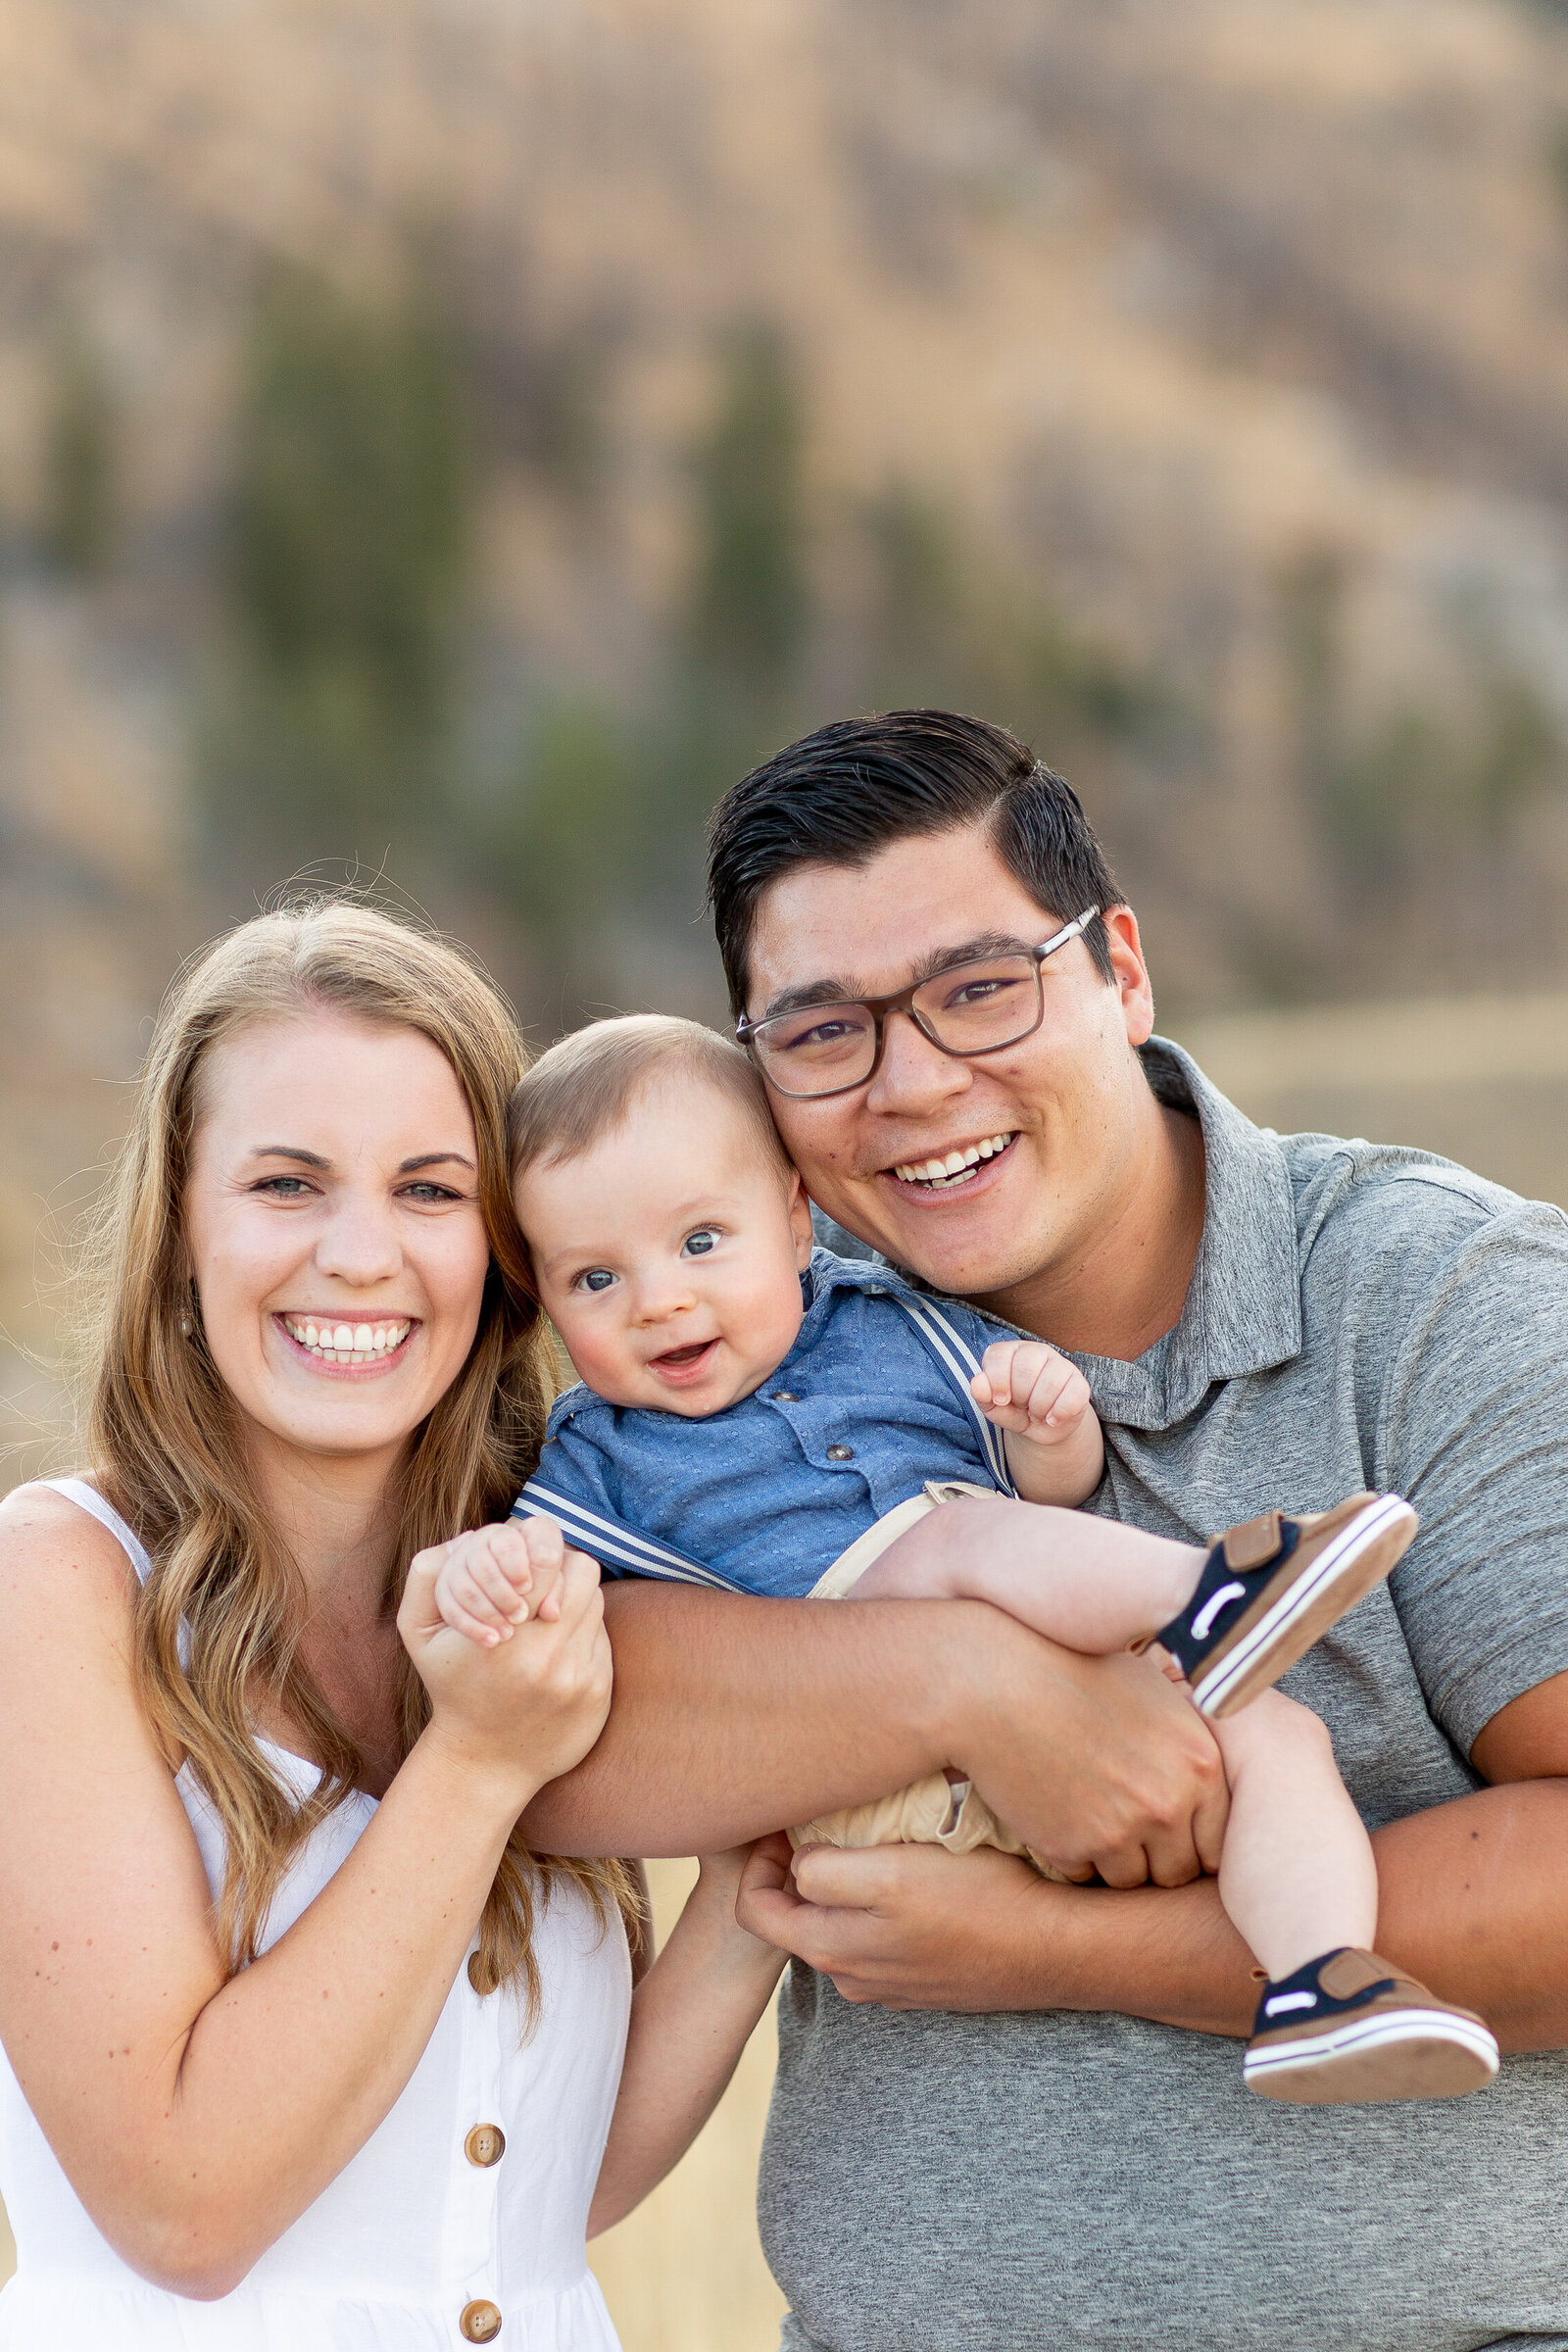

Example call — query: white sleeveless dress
[0,1480,631,2351]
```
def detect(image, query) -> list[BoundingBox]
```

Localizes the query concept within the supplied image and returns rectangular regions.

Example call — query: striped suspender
[880,1289,1018,1495]
[513,1477,745,1592]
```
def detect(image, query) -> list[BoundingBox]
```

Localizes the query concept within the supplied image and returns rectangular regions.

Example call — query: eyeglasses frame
[735,906,1102,1101]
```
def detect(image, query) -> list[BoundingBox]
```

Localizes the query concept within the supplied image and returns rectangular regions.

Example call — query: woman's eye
[682,1229,718,1258]
[403,1181,461,1203]
[579,1268,616,1294]
[256,1176,312,1198]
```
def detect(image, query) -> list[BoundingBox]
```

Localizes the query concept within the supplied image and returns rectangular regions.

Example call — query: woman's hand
[398,1516,612,1802]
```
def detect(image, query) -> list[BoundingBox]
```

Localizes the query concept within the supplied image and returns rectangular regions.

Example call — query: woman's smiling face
[182,1007,492,1477]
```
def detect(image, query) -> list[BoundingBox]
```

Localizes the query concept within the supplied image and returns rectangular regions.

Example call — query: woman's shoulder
[0,1478,144,1607]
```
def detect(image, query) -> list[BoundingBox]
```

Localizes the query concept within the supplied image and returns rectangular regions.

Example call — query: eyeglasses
[736,907,1100,1101]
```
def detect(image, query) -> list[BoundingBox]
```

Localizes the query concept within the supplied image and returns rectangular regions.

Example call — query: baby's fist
[971,1340,1093,1447]
[432,1517,565,1648]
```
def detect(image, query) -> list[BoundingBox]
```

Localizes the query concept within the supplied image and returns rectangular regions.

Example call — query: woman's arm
[0,1493,610,2300]
[587,1840,787,2237]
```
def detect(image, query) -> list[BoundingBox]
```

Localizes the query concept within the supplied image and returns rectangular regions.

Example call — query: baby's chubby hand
[970,1339,1094,1449]
[432,1516,568,1648]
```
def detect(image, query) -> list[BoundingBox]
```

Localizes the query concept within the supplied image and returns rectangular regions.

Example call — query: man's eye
[578,1268,616,1293]
[682,1229,718,1257]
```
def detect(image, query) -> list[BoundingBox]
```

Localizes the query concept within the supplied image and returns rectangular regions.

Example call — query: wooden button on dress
[460,2298,503,2341]
[466,2123,506,2168]
[467,1950,486,1993]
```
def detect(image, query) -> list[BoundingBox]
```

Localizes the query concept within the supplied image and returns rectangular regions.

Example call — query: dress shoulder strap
[37,1477,153,1586]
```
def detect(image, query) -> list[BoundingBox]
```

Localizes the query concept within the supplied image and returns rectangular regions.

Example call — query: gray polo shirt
[765,1040,1568,2352]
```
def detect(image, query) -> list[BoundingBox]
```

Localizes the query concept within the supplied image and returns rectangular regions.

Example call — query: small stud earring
[178,1313,193,1338]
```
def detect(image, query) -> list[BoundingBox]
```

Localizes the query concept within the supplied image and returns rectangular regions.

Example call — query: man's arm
[732,1672,1568,2051]
[522,1579,1230,1889]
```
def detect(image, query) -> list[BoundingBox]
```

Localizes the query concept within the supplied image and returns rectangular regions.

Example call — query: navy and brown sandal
[1154,1493,1418,1718]
[1245,1947,1498,2103]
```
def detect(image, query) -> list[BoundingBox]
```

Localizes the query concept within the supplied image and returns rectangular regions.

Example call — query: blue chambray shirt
[513,1249,1017,1595]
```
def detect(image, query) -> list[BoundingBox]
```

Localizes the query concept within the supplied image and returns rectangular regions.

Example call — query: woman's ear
[786,1169,815,1269]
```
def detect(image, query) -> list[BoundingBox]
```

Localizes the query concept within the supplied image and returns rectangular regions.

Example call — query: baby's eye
[577,1268,616,1294]
[681,1228,718,1258]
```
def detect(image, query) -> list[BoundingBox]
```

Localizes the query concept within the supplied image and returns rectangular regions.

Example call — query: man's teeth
[283,1317,412,1364]
[893,1134,1014,1188]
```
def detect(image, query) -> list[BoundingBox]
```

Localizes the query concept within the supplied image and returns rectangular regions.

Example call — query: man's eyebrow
[760,933,1035,1019]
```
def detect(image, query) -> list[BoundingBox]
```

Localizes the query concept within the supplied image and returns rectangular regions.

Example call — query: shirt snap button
[826,1444,855,1461]
[466,2123,505,2167]
[771,1390,798,1402]
[460,2299,503,2342]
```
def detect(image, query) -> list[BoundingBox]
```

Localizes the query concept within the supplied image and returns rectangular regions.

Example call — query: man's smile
[885,1132,1019,1195]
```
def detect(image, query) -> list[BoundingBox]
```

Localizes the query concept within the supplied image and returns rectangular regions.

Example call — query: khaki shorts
[788,1482,1069,1882]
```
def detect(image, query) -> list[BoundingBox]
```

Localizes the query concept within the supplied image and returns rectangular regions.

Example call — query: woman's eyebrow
[247,1146,331,1168]
[398,1152,476,1174]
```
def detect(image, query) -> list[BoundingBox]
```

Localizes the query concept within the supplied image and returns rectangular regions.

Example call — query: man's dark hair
[706,709,1123,1012]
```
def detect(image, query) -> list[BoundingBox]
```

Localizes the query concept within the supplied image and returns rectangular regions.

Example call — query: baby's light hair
[509,1013,792,1186]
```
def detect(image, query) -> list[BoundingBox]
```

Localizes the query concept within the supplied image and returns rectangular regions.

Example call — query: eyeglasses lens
[752,1004,878,1093]
[753,956,1042,1098]
[911,956,1042,1052]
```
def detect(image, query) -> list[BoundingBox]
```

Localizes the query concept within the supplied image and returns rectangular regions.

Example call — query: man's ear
[786,1168,815,1268]
[1102,905,1155,1049]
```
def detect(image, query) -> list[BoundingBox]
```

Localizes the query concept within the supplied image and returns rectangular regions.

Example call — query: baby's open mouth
[650,1339,719,1377]
[890,1132,1016,1192]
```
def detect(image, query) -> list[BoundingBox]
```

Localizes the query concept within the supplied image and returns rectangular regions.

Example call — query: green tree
[233,267,471,719]
[688,324,808,685]
[44,321,116,576]
[203,266,475,880]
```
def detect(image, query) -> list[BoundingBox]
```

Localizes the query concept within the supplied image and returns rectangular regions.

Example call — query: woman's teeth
[283,1317,411,1365]
[894,1134,1014,1190]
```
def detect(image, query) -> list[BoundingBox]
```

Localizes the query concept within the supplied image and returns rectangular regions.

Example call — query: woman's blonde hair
[78,897,627,2011]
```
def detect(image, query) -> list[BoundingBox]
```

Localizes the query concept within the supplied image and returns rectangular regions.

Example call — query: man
[530,710,1568,2351]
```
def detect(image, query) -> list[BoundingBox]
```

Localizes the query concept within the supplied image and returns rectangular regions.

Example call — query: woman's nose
[313,1197,403,1287]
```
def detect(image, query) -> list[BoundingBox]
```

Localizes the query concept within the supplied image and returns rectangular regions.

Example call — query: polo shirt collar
[1075,1037,1301,1432]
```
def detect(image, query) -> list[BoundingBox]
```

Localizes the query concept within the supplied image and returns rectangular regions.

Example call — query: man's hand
[941,1600,1229,1886]
[736,1838,1260,2029]
[738,1838,1082,2011]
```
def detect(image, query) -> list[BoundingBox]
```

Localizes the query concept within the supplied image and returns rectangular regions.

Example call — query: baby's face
[515,1074,816,1416]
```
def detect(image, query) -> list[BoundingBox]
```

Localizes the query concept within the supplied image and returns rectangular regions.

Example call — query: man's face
[744,822,1156,1301]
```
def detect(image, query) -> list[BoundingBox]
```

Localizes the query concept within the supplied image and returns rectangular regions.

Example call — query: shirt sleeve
[1369,1186,1568,1758]
[514,1413,730,1588]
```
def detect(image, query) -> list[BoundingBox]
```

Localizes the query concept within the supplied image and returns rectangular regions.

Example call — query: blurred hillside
[9,0,1568,1381]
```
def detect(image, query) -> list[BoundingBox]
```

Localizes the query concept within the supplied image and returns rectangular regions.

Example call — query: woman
[0,902,782,2348]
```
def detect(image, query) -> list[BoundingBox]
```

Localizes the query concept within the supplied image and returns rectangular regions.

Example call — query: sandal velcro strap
[1217,1510,1286,1571]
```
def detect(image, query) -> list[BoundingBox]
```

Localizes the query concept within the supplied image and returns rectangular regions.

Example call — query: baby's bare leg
[850,1493,1206,1653]
[1211,1690,1377,1981]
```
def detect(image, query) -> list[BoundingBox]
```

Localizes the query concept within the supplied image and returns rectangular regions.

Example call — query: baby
[438,1014,1498,2106]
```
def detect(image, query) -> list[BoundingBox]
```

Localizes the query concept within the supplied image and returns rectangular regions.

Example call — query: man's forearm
[994,1779,1568,2048]
[522,1580,1229,1888]
[522,1583,965,1853]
